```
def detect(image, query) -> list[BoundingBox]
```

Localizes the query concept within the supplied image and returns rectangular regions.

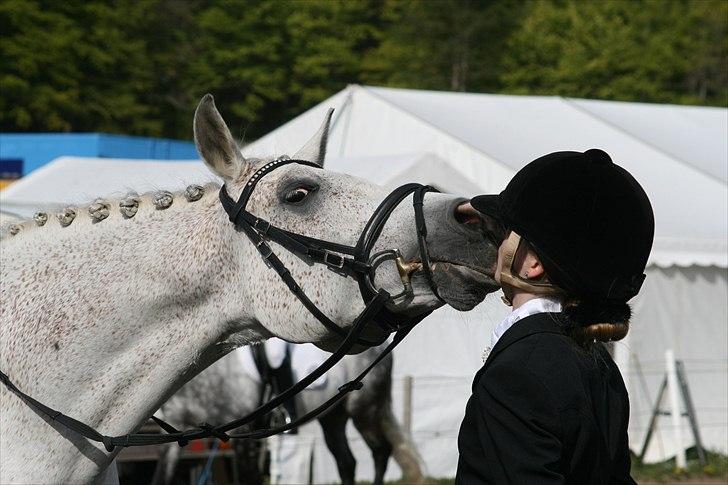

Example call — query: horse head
[194,95,499,351]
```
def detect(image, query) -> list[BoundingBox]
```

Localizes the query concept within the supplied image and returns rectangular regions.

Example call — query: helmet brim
[470,194,503,221]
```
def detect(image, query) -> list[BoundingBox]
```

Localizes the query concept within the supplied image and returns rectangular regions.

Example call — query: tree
[1,0,85,131]
[500,0,727,106]
[1,0,724,138]
[0,0,176,135]
[362,0,526,92]
[187,0,386,141]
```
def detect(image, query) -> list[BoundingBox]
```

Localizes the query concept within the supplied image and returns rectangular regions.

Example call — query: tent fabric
[622,266,728,463]
[244,85,727,269]
[0,156,219,217]
[569,99,727,183]
[328,152,484,194]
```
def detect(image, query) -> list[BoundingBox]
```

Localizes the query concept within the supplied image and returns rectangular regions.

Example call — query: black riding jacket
[456,312,636,484]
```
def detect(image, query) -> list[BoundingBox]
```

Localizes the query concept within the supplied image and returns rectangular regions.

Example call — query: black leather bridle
[218,156,443,343]
[0,157,442,452]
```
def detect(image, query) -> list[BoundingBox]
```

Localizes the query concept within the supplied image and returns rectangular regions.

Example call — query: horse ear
[293,108,334,167]
[194,94,248,181]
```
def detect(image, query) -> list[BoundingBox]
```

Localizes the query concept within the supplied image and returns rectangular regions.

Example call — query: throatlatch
[0,157,443,451]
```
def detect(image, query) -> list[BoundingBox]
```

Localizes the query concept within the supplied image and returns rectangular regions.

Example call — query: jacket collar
[489,296,562,348]
[473,313,566,386]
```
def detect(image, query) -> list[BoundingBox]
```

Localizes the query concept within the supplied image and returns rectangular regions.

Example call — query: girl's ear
[526,254,546,280]
[516,243,545,280]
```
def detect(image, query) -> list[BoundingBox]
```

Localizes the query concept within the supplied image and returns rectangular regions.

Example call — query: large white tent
[1,85,725,483]
[243,85,728,481]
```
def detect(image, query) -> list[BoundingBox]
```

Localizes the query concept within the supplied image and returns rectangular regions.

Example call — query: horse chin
[431,261,499,311]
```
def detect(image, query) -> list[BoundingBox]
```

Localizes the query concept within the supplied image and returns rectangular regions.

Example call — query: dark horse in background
[151,342,424,485]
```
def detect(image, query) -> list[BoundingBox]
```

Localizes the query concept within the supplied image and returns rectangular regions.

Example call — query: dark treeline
[1,0,726,140]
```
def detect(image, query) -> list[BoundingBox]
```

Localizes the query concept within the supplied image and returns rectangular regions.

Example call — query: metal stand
[638,352,706,467]
[403,375,414,440]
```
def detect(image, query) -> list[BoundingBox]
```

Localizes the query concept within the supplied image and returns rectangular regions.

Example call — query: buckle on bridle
[254,218,271,234]
[256,240,273,260]
[323,249,345,269]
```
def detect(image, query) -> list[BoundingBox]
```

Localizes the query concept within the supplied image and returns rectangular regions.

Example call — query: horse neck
[0,186,268,437]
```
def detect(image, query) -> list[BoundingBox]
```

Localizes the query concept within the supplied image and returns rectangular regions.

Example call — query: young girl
[456,149,653,484]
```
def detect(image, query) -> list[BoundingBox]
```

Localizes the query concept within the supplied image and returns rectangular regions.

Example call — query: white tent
[1,86,725,482]
[0,156,219,218]
[242,85,728,480]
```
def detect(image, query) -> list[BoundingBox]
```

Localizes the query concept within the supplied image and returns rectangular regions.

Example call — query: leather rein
[0,157,441,452]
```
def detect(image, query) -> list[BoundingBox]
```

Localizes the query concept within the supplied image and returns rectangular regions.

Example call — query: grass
[356,479,454,485]
[631,448,728,483]
[354,449,728,485]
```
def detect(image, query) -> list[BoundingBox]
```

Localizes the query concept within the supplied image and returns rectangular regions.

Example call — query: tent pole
[639,374,667,462]
[666,349,687,470]
[676,360,707,466]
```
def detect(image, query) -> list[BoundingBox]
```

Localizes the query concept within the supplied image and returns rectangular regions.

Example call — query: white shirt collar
[481,297,562,362]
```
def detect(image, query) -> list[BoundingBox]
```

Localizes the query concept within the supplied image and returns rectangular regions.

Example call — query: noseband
[0,157,444,452]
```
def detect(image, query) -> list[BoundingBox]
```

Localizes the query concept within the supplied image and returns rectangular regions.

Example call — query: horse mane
[0,181,223,241]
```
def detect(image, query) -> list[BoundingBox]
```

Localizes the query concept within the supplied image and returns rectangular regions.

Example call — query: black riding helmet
[471,149,654,304]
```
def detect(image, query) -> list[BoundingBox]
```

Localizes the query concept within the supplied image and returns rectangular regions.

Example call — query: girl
[456,149,653,484]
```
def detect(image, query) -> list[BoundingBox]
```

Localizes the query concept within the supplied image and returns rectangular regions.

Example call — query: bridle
[218,156,443,344]
[0,157,442,452]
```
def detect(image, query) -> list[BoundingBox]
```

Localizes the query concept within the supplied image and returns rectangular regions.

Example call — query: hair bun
[563,299,631,343]
[578,322,629,342]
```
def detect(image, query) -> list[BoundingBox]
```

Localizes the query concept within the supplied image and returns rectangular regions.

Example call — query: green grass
[631,448,728,483]
[354,449,728,485]
[356,479,454,485]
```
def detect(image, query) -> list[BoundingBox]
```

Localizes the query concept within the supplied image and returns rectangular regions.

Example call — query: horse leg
[351,411,392,485]
[317,403,356,485]
[234,438,265,485]
[353,405,424,485]
[99,461,119,485]
[150,443,181,485]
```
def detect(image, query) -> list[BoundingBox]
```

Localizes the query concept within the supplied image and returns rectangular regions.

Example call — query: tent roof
[0,152,480,215]
[244,85,727,268]
[0,157,220,217]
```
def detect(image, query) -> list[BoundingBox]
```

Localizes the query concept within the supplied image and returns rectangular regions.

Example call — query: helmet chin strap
[498,231,563,306]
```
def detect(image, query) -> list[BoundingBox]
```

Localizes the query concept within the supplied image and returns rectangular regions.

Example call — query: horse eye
[285,188,310,204]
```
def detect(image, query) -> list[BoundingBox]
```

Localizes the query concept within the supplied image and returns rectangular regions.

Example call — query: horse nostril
[454,202,483,226]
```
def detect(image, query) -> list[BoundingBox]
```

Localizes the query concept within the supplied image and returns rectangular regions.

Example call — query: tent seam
[562,97,726,185]
[359,85,517,175]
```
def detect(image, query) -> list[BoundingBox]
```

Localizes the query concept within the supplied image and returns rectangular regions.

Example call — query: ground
[359,449,728,485]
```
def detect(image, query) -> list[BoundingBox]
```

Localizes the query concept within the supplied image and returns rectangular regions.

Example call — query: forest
[1,0,726,140]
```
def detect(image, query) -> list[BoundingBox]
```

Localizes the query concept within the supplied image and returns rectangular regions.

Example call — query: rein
[0,157,440,452]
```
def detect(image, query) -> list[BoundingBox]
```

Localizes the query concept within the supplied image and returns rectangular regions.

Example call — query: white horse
[0,95,497,484]
[152,342,423,485]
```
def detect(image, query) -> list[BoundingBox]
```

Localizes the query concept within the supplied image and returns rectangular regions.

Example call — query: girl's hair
[521,237,632,345]
[561,298,631,344]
